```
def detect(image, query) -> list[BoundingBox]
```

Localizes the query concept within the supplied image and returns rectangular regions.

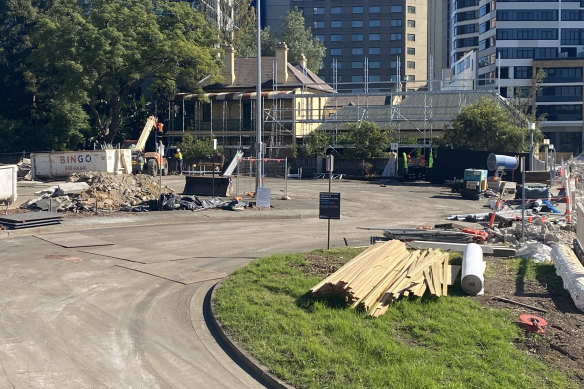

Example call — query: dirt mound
[66,172,173,210]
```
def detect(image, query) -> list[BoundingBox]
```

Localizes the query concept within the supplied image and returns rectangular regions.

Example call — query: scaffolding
[170,67,511,157]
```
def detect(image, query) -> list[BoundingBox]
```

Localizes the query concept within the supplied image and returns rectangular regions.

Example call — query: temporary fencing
[233,157,289,198]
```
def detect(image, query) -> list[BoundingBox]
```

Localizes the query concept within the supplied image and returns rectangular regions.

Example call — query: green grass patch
[214,251,576,388]
[503,258,563,287]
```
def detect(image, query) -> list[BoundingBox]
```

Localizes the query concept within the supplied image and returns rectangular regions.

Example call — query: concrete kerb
[208,280,294,389]
[0,208,305,239]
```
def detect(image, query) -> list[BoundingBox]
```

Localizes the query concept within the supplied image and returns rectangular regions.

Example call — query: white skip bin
[0,165,18,207]
[31,149,132,179]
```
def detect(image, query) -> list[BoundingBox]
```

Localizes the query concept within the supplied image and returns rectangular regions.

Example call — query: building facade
[447,0,584,154]
[264,0,429,92]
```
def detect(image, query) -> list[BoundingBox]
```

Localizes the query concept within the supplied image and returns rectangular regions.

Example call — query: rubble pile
[486,218,575,247]
[21,172,174,213]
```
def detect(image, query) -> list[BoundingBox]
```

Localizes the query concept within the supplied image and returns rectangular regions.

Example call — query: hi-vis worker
[174,148,183,174]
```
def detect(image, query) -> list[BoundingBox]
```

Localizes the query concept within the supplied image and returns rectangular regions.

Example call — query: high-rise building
[448,0,584,153]
[264,1,429,92]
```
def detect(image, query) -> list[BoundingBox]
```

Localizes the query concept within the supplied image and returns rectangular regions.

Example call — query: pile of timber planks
[310,240,460,317]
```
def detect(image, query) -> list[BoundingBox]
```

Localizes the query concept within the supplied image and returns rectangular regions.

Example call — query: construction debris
[21,172,174,212]
[310,240,456,317]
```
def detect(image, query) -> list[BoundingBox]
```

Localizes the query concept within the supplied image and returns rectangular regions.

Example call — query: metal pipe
[255,0,263,191]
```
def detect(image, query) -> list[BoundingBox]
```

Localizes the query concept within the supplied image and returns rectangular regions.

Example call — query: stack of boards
[310,240,461,317]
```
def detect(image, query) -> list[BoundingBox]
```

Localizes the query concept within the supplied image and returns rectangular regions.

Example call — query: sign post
[321,155,338,250]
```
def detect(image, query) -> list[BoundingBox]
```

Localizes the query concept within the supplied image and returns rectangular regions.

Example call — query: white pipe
[461,243,486,295]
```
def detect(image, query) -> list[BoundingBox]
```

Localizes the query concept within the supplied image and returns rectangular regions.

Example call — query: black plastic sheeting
[121,194,247,212]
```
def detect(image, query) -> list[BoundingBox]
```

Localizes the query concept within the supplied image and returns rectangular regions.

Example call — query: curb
[0,210,305,239]
[208,281,295,389]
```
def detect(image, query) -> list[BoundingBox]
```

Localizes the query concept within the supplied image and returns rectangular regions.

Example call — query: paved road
[0,178,488,388]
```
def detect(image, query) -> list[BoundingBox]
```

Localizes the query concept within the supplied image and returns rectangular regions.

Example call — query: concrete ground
[0,176,492,388]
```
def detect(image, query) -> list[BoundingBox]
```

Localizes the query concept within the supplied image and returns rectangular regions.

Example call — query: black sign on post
[319,192,341,220]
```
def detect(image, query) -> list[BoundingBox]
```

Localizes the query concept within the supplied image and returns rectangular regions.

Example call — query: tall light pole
[255,0,263,192]
[529,122,535,170]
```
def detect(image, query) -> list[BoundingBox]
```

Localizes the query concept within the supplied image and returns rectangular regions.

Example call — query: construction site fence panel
[0,152,31,165]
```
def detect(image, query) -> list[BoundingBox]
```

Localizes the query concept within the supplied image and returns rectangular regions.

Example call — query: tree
[23,0,222,147]
[439,97,539,152]
[279,8,325,72]
[233,8,325,73]
[298,130,331,157]
[512,68,547,123]
[176,133,222,164]
[338,121,392,159]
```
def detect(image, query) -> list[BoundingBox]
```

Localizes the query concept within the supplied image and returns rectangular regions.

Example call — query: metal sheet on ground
[80,246,188,264]
[116,261,227,284]
[0,212,61,222]
[34,232,113,248]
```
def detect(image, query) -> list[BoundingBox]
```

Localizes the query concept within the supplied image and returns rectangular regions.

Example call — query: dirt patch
[300,252,584,382]
[300,253,352,278]
[475,257,584,381]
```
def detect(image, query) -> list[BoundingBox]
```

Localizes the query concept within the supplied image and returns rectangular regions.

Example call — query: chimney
[223,45,235,85]
[298,53,307,69]
[275,42,288,83]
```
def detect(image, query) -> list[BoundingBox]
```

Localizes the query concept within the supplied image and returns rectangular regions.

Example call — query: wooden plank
[442,256,449,296]
[310,241,389,294]
[351,249,411,308]
[423,268,436,295]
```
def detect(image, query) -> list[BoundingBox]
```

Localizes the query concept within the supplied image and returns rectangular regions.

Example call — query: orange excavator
[122,116,169,175]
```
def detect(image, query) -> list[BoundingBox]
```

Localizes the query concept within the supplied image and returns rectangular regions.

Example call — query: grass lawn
[214,248,577,388]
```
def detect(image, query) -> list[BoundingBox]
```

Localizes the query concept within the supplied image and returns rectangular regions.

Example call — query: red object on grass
[519,314,547,334]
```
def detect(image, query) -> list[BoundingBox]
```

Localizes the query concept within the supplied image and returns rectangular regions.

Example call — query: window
[369,20,381,27]
[330,48,342,56]
[407,34,416,41]
[330,62,342,69]
[457,24,477,35]
[313,21,325,29]
[352,48,363,55]
[369,61,380,69]
[390,33,402,40]
[352,20,363,27]
[369,33,380,41]
[407,47,415,55]
[391,19,402,27]
[369,47,381,55]
[407,61,415,69]
[331,7,342,14]
[390,61,397,68]
[497,9,558,21]
[314,7,325,14]
[352,61,364,69]
[390,47,402,54]
[352,75,363,82]
[404,75,415,81]
[562,29,584,45]
[315,35,325,42]
[391,5,402,12]
[369,6,380,13]
[368,75,381,82]
[407,6,416,14]
[352,6,363,13]
[331,34,342,41]
[330,20,342,28]
[407,20,415,28]
[352,34,363,41]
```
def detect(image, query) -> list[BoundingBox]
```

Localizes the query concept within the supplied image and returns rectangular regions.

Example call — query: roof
[202,57,334,94]
[317,91,526,134]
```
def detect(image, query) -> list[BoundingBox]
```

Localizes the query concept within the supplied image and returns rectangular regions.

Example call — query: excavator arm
[135,116,160,153]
